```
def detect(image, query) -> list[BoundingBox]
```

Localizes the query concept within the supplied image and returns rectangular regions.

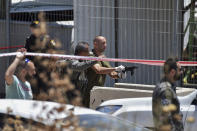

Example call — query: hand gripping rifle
[122,66,138,76]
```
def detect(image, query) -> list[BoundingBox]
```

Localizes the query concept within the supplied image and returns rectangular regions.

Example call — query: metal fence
[0,0,74,97]
[74,0,197,87]
[0,0,197,98]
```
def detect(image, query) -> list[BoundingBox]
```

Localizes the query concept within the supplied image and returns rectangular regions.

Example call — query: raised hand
[16,48,26,60]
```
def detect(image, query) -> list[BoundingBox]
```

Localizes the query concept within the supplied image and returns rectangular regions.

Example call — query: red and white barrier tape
[0,45,24,50]
[0,52,197,67]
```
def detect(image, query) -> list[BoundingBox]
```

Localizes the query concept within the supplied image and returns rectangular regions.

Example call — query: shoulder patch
[161,99,170,105]
[50,40,56,46]
[160,82,171,88]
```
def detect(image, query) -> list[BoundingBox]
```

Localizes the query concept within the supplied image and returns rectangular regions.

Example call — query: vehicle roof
[100,89,197,107]
[0,99,103,125]
[100,97,152,107]
[0,99,151,130]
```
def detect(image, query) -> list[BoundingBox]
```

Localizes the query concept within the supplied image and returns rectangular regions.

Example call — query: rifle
[123,66,138,76]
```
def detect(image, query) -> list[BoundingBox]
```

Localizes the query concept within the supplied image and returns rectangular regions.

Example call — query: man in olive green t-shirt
[85,36,126,107]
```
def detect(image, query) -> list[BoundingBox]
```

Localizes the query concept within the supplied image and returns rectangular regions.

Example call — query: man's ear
[93,42,97,47]
[21,69,27,74]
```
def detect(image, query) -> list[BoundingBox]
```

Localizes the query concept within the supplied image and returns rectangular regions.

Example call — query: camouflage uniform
[152,77,184,131]
[68,59,97,104]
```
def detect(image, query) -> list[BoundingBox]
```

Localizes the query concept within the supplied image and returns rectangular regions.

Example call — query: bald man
[84,36,125,107]
[5,48,36,99]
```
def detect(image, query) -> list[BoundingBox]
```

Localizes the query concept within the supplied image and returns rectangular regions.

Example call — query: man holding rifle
[84,36,127,107]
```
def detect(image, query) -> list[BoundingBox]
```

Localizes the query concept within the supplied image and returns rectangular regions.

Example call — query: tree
[188,0,196,61]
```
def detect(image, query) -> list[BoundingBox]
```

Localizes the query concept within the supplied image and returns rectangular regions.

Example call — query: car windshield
[77,114,150,131]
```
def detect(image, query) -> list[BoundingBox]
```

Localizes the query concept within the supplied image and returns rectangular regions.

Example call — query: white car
[0,99,150,131]
[97,90,197,131]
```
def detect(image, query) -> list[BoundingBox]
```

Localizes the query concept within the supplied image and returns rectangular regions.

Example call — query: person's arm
[92,64,125,75]
[91,64,116,74]
[70,60,97,72]
[5,49,26,85]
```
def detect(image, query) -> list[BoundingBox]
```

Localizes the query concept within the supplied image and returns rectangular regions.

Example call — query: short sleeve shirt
[6,75,33,100]
[87,50,111,89]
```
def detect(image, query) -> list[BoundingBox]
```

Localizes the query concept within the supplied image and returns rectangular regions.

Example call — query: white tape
[0,52,197,67]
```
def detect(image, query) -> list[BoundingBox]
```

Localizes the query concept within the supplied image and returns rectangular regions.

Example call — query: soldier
[25,21,56,58]
[57,42,97,105]
[152,57,183,131]
[25,21,56,99]
[25,21,41,55]
[85,36,126,107]
[69,42,97,95]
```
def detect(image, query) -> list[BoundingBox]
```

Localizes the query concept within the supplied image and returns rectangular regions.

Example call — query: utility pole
[0,0,6,19]
[0,0,7,98]
[6,0,11,55]
[114,0,119,83]
[172,0,179,56]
